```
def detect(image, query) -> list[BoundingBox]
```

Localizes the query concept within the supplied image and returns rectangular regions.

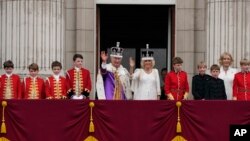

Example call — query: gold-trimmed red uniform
[0,74,22,99]
[45,75,67,99]
[233,72,250,100]
[22,76,45,99]
[164,70,189,100]
[66,68,92,96]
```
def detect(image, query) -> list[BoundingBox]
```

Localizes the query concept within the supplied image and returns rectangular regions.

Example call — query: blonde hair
[197,61,207,69]
[140,59,155,69]
[219,52,234,66]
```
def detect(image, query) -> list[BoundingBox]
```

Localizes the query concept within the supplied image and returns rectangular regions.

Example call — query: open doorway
[96,4,175,72]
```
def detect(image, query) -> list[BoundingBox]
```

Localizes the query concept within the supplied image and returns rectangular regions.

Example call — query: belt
[171,89,185,93]
[238,88,250,92]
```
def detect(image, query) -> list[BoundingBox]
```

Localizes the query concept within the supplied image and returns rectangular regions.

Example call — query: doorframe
[94,3,176,74]
[95,0,176,5]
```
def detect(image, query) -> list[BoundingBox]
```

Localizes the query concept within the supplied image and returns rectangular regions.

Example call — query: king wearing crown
[97,42,132,100]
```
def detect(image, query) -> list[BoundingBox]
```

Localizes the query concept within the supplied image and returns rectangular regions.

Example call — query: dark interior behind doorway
[99,5,171,70]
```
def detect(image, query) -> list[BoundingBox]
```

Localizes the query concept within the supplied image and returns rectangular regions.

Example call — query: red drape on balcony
[1,100,250,141]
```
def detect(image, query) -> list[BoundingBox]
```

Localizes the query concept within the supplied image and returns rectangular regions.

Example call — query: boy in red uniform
[233,59,250,100]
[22,63,45,99]
[0,60,22,99]
[165,57,189,100]
[45,61,67,99]
[66,54,92,99]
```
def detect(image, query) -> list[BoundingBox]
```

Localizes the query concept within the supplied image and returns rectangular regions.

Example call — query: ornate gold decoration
[73,70,83,96]
[1,101,7,133]
[0,101,10,141]
[3,77,13,99]
[28,78,39,99]
[54,78,62,99]
[113,71,122,100]
[89,102,95,132]
[172,101,187,141]
[84,102,98,141]
[84,136,98,141]
[0,137,10,141]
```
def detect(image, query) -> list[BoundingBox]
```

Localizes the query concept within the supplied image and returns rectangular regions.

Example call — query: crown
[141,44,154,60]
[110,42,124,58]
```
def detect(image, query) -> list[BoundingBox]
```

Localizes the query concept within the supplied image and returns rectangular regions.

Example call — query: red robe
[22,76,45,99]
[66,68,92,94]
[233,72,250,100]
[0,74,22,99]
[45,76,67,99]
[165,70,189,100]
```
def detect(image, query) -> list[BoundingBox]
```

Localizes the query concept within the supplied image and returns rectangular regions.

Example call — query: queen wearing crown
[130,44,161,100]
[96,42,132,100]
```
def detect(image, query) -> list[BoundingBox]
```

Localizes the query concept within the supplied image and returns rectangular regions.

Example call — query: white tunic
[131,69,161,100]
[218,67,237,100]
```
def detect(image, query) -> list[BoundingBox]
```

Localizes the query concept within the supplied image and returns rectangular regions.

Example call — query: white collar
[75,67,80,72]
[106,63,126,75]
[30,76,37,80]
[6,73,12,78]
[108,64,122,71]
[53,74,60,81]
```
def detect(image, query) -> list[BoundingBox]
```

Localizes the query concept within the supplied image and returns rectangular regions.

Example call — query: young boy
[205,64,227,100]
[233,59,250,100]
[192,62,211,100]
[165,57,189,100]
[0,60,21,99]
[66,54,92,99]
[22,63,45,99]
[45,61,67,99]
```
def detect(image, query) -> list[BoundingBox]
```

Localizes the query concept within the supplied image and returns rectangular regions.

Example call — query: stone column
[194,0,206,69]
[176,1,195,82]
[65,0,76,70]
[176,0,196,99]
[0,0,65,75]
[207,0,250,68]
[76,0,95,99]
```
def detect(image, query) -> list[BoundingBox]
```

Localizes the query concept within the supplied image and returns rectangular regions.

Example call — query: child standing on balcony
[205,64,227,100]
[233,59,250,101]
[66,54,92,99]
[45,61,67,99]
[192,62,211,100]
[165,57,189,100]
[0,60,22,99]
[22,63,45,99]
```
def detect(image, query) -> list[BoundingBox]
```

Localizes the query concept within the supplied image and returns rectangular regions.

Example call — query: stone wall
[207,0,250,68]
[0,0,65,76]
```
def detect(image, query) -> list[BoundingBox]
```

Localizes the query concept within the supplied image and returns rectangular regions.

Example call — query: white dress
[131,69,161,100]
[218,67,237,100]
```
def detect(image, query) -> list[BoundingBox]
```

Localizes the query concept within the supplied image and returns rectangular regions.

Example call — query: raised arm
[101,51,109,74]
[129,57,135,75]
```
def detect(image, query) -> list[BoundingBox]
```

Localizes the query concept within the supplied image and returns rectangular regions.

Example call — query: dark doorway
[97,4,175,71]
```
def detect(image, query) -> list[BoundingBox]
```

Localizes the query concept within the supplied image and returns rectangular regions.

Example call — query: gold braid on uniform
[113,70,122,100]
[28,78,39,99]
[73,70,83,96]
[54,78,63,99]
[4,77,13,99]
